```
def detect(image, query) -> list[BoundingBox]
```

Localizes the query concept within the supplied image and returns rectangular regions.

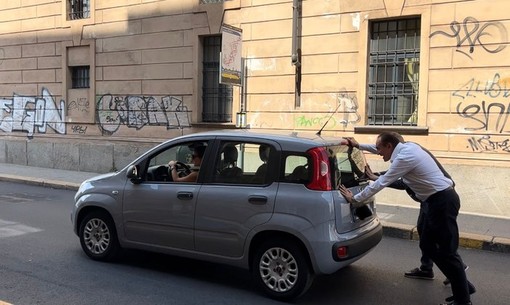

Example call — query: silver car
[71,130,382,300]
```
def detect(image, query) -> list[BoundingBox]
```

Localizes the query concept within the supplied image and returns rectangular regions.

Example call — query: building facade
[0,0,508,216]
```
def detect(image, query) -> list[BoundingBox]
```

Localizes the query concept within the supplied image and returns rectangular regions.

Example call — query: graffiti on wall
[71,125,87,134]
[67,97,90,114]
[295,91,361,129]
[468,135,510,153]
[0,87,66,138]
[429,17,507,59]
[454,73,510,133]
[96,94,191,136]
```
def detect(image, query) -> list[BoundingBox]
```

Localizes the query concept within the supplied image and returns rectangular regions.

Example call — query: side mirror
[126,165,142,184]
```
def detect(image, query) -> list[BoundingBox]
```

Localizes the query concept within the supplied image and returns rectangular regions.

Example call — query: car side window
[213,142,274,185]
[144,141,204,183]
[284,155,310,184]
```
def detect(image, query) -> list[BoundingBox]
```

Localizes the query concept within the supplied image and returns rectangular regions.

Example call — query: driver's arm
[178,171,198,182]
[168,160,198,182]
[168,161,179,181]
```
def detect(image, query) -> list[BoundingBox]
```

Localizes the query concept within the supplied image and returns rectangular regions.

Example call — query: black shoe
[443,265,469,286]
[439,302,472,305]
[404,267,434,280]
[445,283,476,302]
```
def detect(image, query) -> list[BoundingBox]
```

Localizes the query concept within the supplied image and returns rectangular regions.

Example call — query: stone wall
[0,138,156,173]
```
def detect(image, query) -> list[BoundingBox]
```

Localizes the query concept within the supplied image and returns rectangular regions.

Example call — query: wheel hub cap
[84,218,110,255]
[259,247,298,292]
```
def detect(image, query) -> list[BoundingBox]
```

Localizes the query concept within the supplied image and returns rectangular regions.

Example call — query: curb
[0,175,80,191]
[1,174,508,254]
[381,221,510,254]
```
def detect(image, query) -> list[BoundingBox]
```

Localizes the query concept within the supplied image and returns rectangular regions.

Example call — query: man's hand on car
[339,184,354,203]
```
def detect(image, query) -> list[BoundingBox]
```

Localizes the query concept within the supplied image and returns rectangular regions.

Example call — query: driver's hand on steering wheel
[168,161,176,168]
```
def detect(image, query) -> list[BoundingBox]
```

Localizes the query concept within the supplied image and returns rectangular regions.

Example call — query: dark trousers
[417,202,434,271]
[419,188,471,304]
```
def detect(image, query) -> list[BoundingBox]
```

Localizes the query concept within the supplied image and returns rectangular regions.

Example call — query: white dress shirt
[353,142,454,203]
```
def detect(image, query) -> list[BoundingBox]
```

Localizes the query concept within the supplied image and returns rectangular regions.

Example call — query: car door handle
[248,195,267,205]
[177,192,193,200]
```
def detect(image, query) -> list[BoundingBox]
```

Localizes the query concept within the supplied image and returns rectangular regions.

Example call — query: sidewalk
[0,163,508,253]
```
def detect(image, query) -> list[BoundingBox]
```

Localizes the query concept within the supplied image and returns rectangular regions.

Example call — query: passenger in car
[168,145,206,182]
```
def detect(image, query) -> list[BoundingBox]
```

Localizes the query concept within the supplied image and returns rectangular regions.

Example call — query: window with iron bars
[71,66,90,89]
[202,36,233,123]
[367,17,420,126]
[68,0,90,20]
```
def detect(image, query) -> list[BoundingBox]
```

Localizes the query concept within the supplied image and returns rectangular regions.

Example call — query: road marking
[378,202,510,220]
[376,212,395,220]
[0,219,42,238]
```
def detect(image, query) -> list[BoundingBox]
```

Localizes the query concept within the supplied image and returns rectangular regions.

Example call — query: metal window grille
[69,0,90,20]
[71,66,90,89]
[202,36,233,123]
[368,18,420,126]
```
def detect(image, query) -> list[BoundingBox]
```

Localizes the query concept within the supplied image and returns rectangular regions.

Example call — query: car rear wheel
[79,211,120,261]
[252,239,314,301]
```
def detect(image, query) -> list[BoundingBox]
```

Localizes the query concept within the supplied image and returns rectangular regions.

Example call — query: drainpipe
[291,0,302,107]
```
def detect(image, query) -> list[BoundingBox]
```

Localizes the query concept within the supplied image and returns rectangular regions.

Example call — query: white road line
[0,219,42,238]
[376,212,395,220]
[377,202,510,220]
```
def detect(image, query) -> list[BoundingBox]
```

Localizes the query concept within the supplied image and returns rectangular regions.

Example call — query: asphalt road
[0,181,509,305]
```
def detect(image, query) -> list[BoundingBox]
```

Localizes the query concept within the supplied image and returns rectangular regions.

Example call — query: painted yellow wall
[0,0,508,168]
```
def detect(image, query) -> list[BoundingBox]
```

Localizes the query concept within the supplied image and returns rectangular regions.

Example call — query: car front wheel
[79,211,120,261]
[252,239,314,301]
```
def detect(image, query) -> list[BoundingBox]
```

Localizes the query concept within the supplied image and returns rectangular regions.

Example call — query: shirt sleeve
[359,143,378,154]
[353,149,415,202]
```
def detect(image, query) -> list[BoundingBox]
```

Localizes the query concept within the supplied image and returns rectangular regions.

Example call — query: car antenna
[316,97,342,136]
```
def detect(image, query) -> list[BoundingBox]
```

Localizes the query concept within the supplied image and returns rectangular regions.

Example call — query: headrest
[259,145,270,162]
[223,145,238,163]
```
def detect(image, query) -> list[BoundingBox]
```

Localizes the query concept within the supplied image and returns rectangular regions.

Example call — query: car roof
[171,129,343,150]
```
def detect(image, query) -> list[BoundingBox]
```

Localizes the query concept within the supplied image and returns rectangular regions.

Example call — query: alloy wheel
[259,247,298,292]
[83,218,111,255]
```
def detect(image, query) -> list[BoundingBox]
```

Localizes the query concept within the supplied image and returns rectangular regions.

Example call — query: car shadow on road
[116,249,256,290]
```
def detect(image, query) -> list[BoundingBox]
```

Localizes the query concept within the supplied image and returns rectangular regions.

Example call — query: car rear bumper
[332,219,383,262]
[307,217,382,274]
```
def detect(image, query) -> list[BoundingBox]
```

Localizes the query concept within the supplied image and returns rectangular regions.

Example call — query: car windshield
[326,145,367,189]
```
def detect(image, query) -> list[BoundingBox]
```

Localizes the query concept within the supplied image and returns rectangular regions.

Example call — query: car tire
[252,239,314,301]
[79,211,120,261]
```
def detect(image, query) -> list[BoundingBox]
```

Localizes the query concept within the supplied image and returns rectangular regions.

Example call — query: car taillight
[336,246,348,259]
[307,147,332,191]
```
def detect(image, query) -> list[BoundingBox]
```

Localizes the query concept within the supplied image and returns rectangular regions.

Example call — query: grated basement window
[202,36,233,123]
[71,66,90,89]
[200,0,225,3]
[367,18,420,126]
[69,0,90,20]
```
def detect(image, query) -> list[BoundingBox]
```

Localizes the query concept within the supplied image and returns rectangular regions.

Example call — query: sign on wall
[220,24,243,86]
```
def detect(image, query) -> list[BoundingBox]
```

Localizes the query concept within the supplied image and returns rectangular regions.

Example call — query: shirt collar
[390,142,405,162]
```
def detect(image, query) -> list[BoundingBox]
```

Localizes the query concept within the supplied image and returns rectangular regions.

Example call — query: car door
[122,139,210,250]
[194,139,279,257]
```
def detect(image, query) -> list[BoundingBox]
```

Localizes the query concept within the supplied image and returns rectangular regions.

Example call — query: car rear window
[326,145,366,189]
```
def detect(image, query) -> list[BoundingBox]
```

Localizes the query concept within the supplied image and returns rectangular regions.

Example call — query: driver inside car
[168,145,206,182]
